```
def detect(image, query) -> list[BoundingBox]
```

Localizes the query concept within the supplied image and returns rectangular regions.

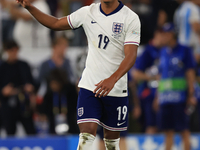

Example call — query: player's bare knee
[79,123,98,136]
[80,129,96,136]
[104,129,120,139]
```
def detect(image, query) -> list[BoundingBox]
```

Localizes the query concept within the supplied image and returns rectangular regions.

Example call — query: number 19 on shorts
[117,106,128,121]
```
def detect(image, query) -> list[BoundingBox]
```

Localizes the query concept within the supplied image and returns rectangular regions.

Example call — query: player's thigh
[101,96,129,131]
[77,88,103,135]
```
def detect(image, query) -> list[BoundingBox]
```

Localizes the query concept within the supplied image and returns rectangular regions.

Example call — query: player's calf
[77,133,95,150]
[104,138,120,150]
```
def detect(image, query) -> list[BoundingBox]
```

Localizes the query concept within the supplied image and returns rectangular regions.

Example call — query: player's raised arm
[16,0,71,31]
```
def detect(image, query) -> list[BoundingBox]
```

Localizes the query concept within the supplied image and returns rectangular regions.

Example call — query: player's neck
[101,0,120,15]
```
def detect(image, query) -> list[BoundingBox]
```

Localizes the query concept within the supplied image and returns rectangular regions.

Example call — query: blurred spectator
[155,23,196,150]
[156,0,179,23]
[157,9,167,28]
[37,36,75,106]
[38,36,75,84]
[133,29,163,134]
[174,0,200,62]
[0,40,36,135]
[0,0,15,43]
[46,0,57,16]
[39,69,78,134]
[8,0,51,48]
[194,64,200,131]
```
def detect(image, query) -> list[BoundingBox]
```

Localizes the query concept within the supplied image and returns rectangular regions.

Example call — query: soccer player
[174,0,200,61]
[15,0,141,149]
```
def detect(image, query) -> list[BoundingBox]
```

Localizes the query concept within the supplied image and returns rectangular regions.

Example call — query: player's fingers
[94,81,103,93]
[95,88,103,97]
[95,86,106,97]
[93,85,101,93]
[99,88,108,98]
[103,89,112,97]
[95,80,103,86]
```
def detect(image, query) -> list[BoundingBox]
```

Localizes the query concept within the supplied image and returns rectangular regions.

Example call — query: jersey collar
[100,1,124,16]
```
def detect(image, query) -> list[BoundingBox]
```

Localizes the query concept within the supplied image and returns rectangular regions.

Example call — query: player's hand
[93,77,116,98]
[16,0,31,8]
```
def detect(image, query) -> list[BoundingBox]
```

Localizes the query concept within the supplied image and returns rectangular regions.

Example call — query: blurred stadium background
[0,0,200,149]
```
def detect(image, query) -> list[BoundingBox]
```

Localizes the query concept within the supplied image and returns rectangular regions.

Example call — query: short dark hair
[3,40,19,51]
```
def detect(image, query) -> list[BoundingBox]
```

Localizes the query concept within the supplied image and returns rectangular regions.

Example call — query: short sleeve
[67,6,88,29]
[124,15,141,46]
[189,5,200,23]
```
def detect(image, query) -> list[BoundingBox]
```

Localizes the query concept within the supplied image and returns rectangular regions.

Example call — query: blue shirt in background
[158,44,196,105]
[135,44,160,100]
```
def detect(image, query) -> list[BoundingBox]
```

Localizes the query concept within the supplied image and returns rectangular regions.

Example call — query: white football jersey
[174,1,200,54]
[67,1,141,97]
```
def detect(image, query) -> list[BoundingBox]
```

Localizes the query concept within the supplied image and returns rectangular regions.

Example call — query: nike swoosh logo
[117,122,126,126]
[91,21,97,24]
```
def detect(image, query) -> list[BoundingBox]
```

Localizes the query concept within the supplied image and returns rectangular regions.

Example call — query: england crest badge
[78,107,84,117]
[112,22,124,35]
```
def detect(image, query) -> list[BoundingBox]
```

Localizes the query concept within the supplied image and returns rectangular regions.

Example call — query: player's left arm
[94,44,138,97]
